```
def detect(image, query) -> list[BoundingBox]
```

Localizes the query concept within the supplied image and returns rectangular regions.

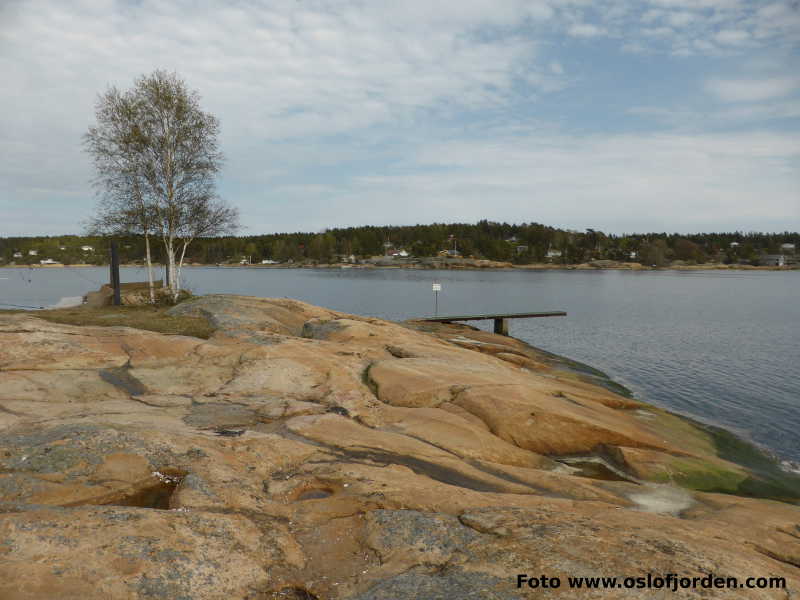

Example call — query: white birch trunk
[176,242,189,300]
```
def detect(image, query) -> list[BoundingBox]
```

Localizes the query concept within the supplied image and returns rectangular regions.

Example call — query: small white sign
[432,283,442,291]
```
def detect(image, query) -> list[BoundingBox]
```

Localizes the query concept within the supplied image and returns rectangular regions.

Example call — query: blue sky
[1,0,798,236]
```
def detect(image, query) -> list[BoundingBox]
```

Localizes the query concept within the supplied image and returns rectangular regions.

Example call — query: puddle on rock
[107,470,186,509]
[296,488,333,501]
[275,587,319,600]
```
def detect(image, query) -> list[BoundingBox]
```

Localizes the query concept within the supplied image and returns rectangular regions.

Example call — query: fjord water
[2,266,798,466]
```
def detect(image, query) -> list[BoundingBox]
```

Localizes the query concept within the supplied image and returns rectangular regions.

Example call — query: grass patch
[649,456,748,494]
[1,304,215,339]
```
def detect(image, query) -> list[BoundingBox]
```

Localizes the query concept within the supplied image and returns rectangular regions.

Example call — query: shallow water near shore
[2,265,798,468]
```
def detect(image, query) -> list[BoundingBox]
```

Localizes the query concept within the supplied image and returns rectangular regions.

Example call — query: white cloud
[628,100,800,126]
[705,77,800,102]
[642,26,674,37]
[0,0,798,235]
[714,29,751,45]
[0,0,552,233]
[629,1,798,55]
[641,9,665,24]
[319,130,800,233]
[567,23,607,37]
[667,12,695,27]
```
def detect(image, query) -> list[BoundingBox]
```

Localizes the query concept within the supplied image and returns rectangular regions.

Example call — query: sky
[1,0,799,237]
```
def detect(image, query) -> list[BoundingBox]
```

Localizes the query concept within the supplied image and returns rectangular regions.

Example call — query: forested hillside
[1,221,797,266]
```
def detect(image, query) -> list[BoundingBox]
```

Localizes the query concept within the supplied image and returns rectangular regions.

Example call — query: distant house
[729,242,740,248]
[546,249,562,259]
[759,254,786,267]
[629,251,638,259]
[81,245,94,252]
[28,249,38,256]
[515,245,528,254]
[397,249,409,258]
[39,258,59,265]
[58,246,66,251]
[12,251,22,258]
[261,259,278,264]
[505,236,518,243]
[780,243,796,254]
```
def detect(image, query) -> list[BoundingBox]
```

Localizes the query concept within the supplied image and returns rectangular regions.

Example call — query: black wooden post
[493,318,509,336]
[109,241,121,306]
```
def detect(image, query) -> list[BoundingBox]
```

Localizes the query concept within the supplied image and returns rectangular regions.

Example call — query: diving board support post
[493,317,508,336]
[418,311,567,337]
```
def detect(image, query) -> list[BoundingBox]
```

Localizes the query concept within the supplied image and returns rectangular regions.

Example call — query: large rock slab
[0,295,798,599]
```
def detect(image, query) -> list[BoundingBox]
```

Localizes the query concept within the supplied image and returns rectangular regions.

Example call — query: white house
[12,251,22,258]
[81,245,94,252]
[546,249,562,259]
[780,243,796,254]
[28,249,38,256]
[261,259,278,264]
[629,251,638,259]
[759,254,786,267]
[39,258,59,265]
[729,242,740,248]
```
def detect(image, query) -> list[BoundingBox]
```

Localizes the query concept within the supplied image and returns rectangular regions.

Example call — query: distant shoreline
[1,262,796,272]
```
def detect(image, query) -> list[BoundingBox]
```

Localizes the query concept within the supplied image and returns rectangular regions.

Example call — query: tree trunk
[144,234,155,304]
[176,241,189,300]
[165,237,177,297]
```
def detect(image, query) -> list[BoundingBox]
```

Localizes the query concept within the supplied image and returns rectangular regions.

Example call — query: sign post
[432,282,441,316]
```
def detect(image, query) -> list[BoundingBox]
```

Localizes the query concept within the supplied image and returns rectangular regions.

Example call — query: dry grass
[0,304,215,339]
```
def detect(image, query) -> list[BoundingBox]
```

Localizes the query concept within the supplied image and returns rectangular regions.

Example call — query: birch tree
[85,70,237,300]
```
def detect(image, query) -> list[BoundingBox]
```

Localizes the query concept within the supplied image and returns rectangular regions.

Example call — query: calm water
[2,266,798,466]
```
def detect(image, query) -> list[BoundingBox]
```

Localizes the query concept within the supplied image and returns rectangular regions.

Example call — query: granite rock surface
[0,295,797,599]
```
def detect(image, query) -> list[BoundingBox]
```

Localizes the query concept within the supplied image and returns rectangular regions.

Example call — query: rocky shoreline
[1,295,798,599]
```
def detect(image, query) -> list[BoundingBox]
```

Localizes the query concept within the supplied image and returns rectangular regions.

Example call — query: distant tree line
[1,222,797,266]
